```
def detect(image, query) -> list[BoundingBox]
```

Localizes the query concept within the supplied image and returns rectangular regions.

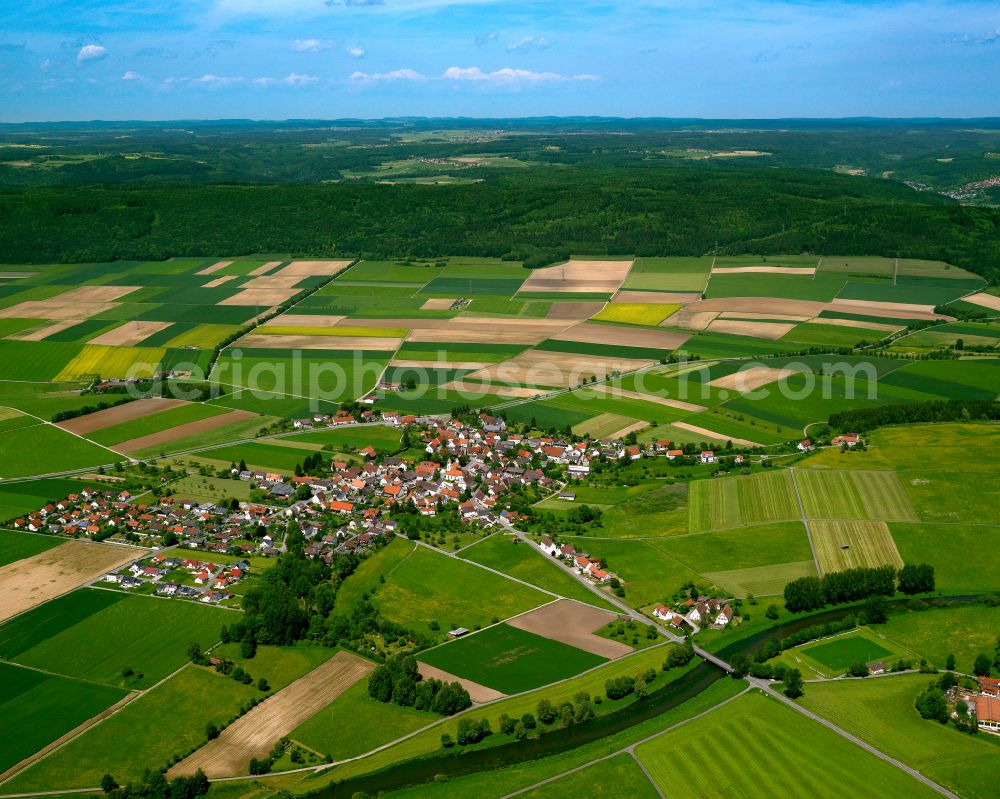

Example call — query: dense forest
[1,166,999,283]
[2,119,1000,282]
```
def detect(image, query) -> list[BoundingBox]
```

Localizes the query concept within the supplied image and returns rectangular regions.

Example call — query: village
[7,410,855,617]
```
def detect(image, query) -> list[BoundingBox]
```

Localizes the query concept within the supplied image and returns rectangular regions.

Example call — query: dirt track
[168,652,373,778]
[0,540,140,623]
[57,398,187,435]
[506,599,632,658]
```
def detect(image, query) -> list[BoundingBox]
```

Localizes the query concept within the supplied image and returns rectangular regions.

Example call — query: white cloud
[253,72,319,87]
[346,45,365,58]
[506,36,551,52]
[879,79,902,91]
[292,37,334,52]
[193,73,245,87]
[949,27,1000,45]
[349,68,425,82]
[40,58,51,72]
[77,44,107,63]
[122,70,142,80]
[442,66,595,85]
[474,32,498,46]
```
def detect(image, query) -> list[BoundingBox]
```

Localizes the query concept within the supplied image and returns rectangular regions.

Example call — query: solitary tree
[784,669,804,699]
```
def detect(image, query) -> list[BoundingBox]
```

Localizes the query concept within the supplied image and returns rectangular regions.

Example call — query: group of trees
[293,452,328,478]
[784,564,935,613]
[916,672,979,736]
[367,656,471,716]
[99,769,208,799]
[605,668,656,701]
[828,399,1000,435]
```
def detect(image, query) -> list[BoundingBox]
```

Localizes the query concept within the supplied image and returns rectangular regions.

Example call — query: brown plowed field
[276,259,353,276]
[506,599,631,658]
[613,291,702,304]
[113,409,256,454]
[57,397,187,435]
[238,334,403,350]
[547,302,607,319]
[88,321,172,347]
[168,652,374,778]
[218,288,300,306]
[196,260,232,275]
[705,319,796,339]
[551,322,690,349]
[0,540,141,623]
[708,366,800,392]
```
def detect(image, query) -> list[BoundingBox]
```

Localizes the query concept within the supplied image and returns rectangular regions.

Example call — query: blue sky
[1,0,999,121]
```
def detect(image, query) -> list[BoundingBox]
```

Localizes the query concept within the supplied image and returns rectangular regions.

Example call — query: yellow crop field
[55,345,166,381]
[592,303,680,326]
[165,324,241,348]
[257,325,408,338]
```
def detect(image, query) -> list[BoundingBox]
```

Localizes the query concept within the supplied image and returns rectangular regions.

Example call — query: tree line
[828,399,1000,434]
[784,563,934,613]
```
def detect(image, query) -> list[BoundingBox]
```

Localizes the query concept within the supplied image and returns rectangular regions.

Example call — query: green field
[0,477,93,522]
[291,678,436,761]
[702,560,818,597]
[516,752,660,799]
[0,589,229,688]
[636,690,941,799]
[621,257,712,292]
[793,468,918,521]
[688,471,800,532]
[801,634,894,670]
[200,440,315,473]
[365,546,550,636]
[0,661,127,774]
[573,538,700,607]
[0,424,116,478]
[809,519,903,572]
[290,425,403,453]
[890,522,1000,591]
[801,674,1000,799]
[0,529,62,566]
[461,535,618,611]
[876,603,1000,673]
[168,473,253,503]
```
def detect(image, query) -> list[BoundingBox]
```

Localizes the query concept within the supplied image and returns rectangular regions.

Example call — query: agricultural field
[0,661,127,776]
[1,666,259,791]
[0,588,230,688]
[792,468,918,522]
[0,529,62,567]
[801,674,1000,799]
[635,690,943,799]
[591,303,679,326]
[688,470,800,532]
[418,622,608,694]
[0,423,117,477]
[361,545,550,636]
[290,677,437,762]
[809,519,903,572]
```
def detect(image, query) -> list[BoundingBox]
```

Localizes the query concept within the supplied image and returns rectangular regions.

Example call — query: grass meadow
[0,424,116,477]
[636,690,942,799]
[364,546,550,636]
[801,674,1000,799]
[461,535,618,611]
[890,522,1000,592]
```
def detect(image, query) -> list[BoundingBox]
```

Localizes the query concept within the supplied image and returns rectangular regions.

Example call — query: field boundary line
[788,468,821,576]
